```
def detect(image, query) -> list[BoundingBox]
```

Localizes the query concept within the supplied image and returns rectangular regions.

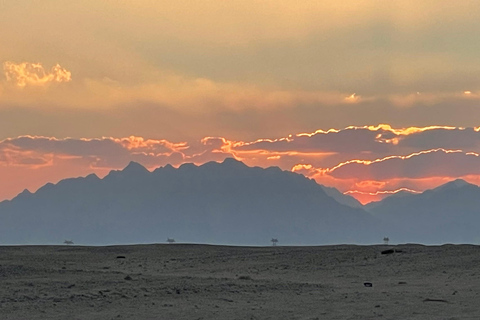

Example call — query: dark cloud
[6,136,131,158]
[329,150,480,180]
[398,128,480,150]
[236,127,394,153]
[234,125,480,161]
[0,136,184,170]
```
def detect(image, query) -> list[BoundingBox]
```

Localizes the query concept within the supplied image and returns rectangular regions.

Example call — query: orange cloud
[3,61,71,87]
[0,144,53,168]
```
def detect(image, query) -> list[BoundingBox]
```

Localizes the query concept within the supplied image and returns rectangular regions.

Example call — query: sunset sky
[2,1,480,203]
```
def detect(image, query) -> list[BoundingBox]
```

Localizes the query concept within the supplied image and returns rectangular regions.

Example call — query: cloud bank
[1,1,480,140]
[2,125,480,203]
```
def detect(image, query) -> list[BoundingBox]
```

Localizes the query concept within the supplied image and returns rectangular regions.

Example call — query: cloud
[325,149,480,180]
[0,143,52,168]
[3,62,71,87]
[0,63,361,112]
[3,125,480,175]
[2,136,189,170]
[236,125,395,154]
[2,1,480,117]
[234,125,480,162]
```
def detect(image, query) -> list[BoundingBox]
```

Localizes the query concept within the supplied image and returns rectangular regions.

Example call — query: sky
[2,1,480,204]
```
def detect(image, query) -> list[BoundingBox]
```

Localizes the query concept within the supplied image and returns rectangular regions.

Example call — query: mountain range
[0,159,382,245]
[1,159,479,245]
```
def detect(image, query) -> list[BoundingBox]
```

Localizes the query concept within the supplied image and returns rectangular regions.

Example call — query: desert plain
[1,243,479,319]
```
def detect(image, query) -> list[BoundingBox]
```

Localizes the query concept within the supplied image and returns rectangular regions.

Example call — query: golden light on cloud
[344,93,359,103]
[322,148,472,175]
[3,62,71,87]
[112,136,189,154]
[291,164,314,172]
[344,188,422,196]
[366,124,458,136]
[343,187,423,204]
[293,124,461,142]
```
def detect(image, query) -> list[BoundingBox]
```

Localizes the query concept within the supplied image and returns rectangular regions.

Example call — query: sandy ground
[1,244,479,319]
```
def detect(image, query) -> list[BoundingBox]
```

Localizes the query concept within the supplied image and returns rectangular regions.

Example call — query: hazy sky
[2,1,480,203]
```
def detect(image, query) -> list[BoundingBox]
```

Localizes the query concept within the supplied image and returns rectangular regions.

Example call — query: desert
[1,243,479,319]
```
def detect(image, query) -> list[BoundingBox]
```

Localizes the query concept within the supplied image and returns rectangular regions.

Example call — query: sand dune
[1,244,479,319]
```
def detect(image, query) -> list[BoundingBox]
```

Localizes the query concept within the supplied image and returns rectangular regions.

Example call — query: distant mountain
[0,159,384,245]
[365,190,417,211]
[366,179,480,244]
[428,178,471,193]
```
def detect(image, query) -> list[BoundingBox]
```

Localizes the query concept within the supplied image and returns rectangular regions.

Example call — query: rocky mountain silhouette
[365,179,480,244]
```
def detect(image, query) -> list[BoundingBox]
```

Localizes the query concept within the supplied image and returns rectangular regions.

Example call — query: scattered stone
[381,249,403,255]
[124,275,132,281]
[364,282,373,287]
[116,256,126,259]
[423,298,449,303]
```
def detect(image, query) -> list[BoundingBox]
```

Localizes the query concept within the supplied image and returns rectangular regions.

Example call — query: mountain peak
[85,173,100,180]
[447,179,470,188]
[122,161,149,174]
[196,158,248,171]
[20,189,32,195]
[432,179,473,193]
[221,157,247,167]
[104,161,149,179]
